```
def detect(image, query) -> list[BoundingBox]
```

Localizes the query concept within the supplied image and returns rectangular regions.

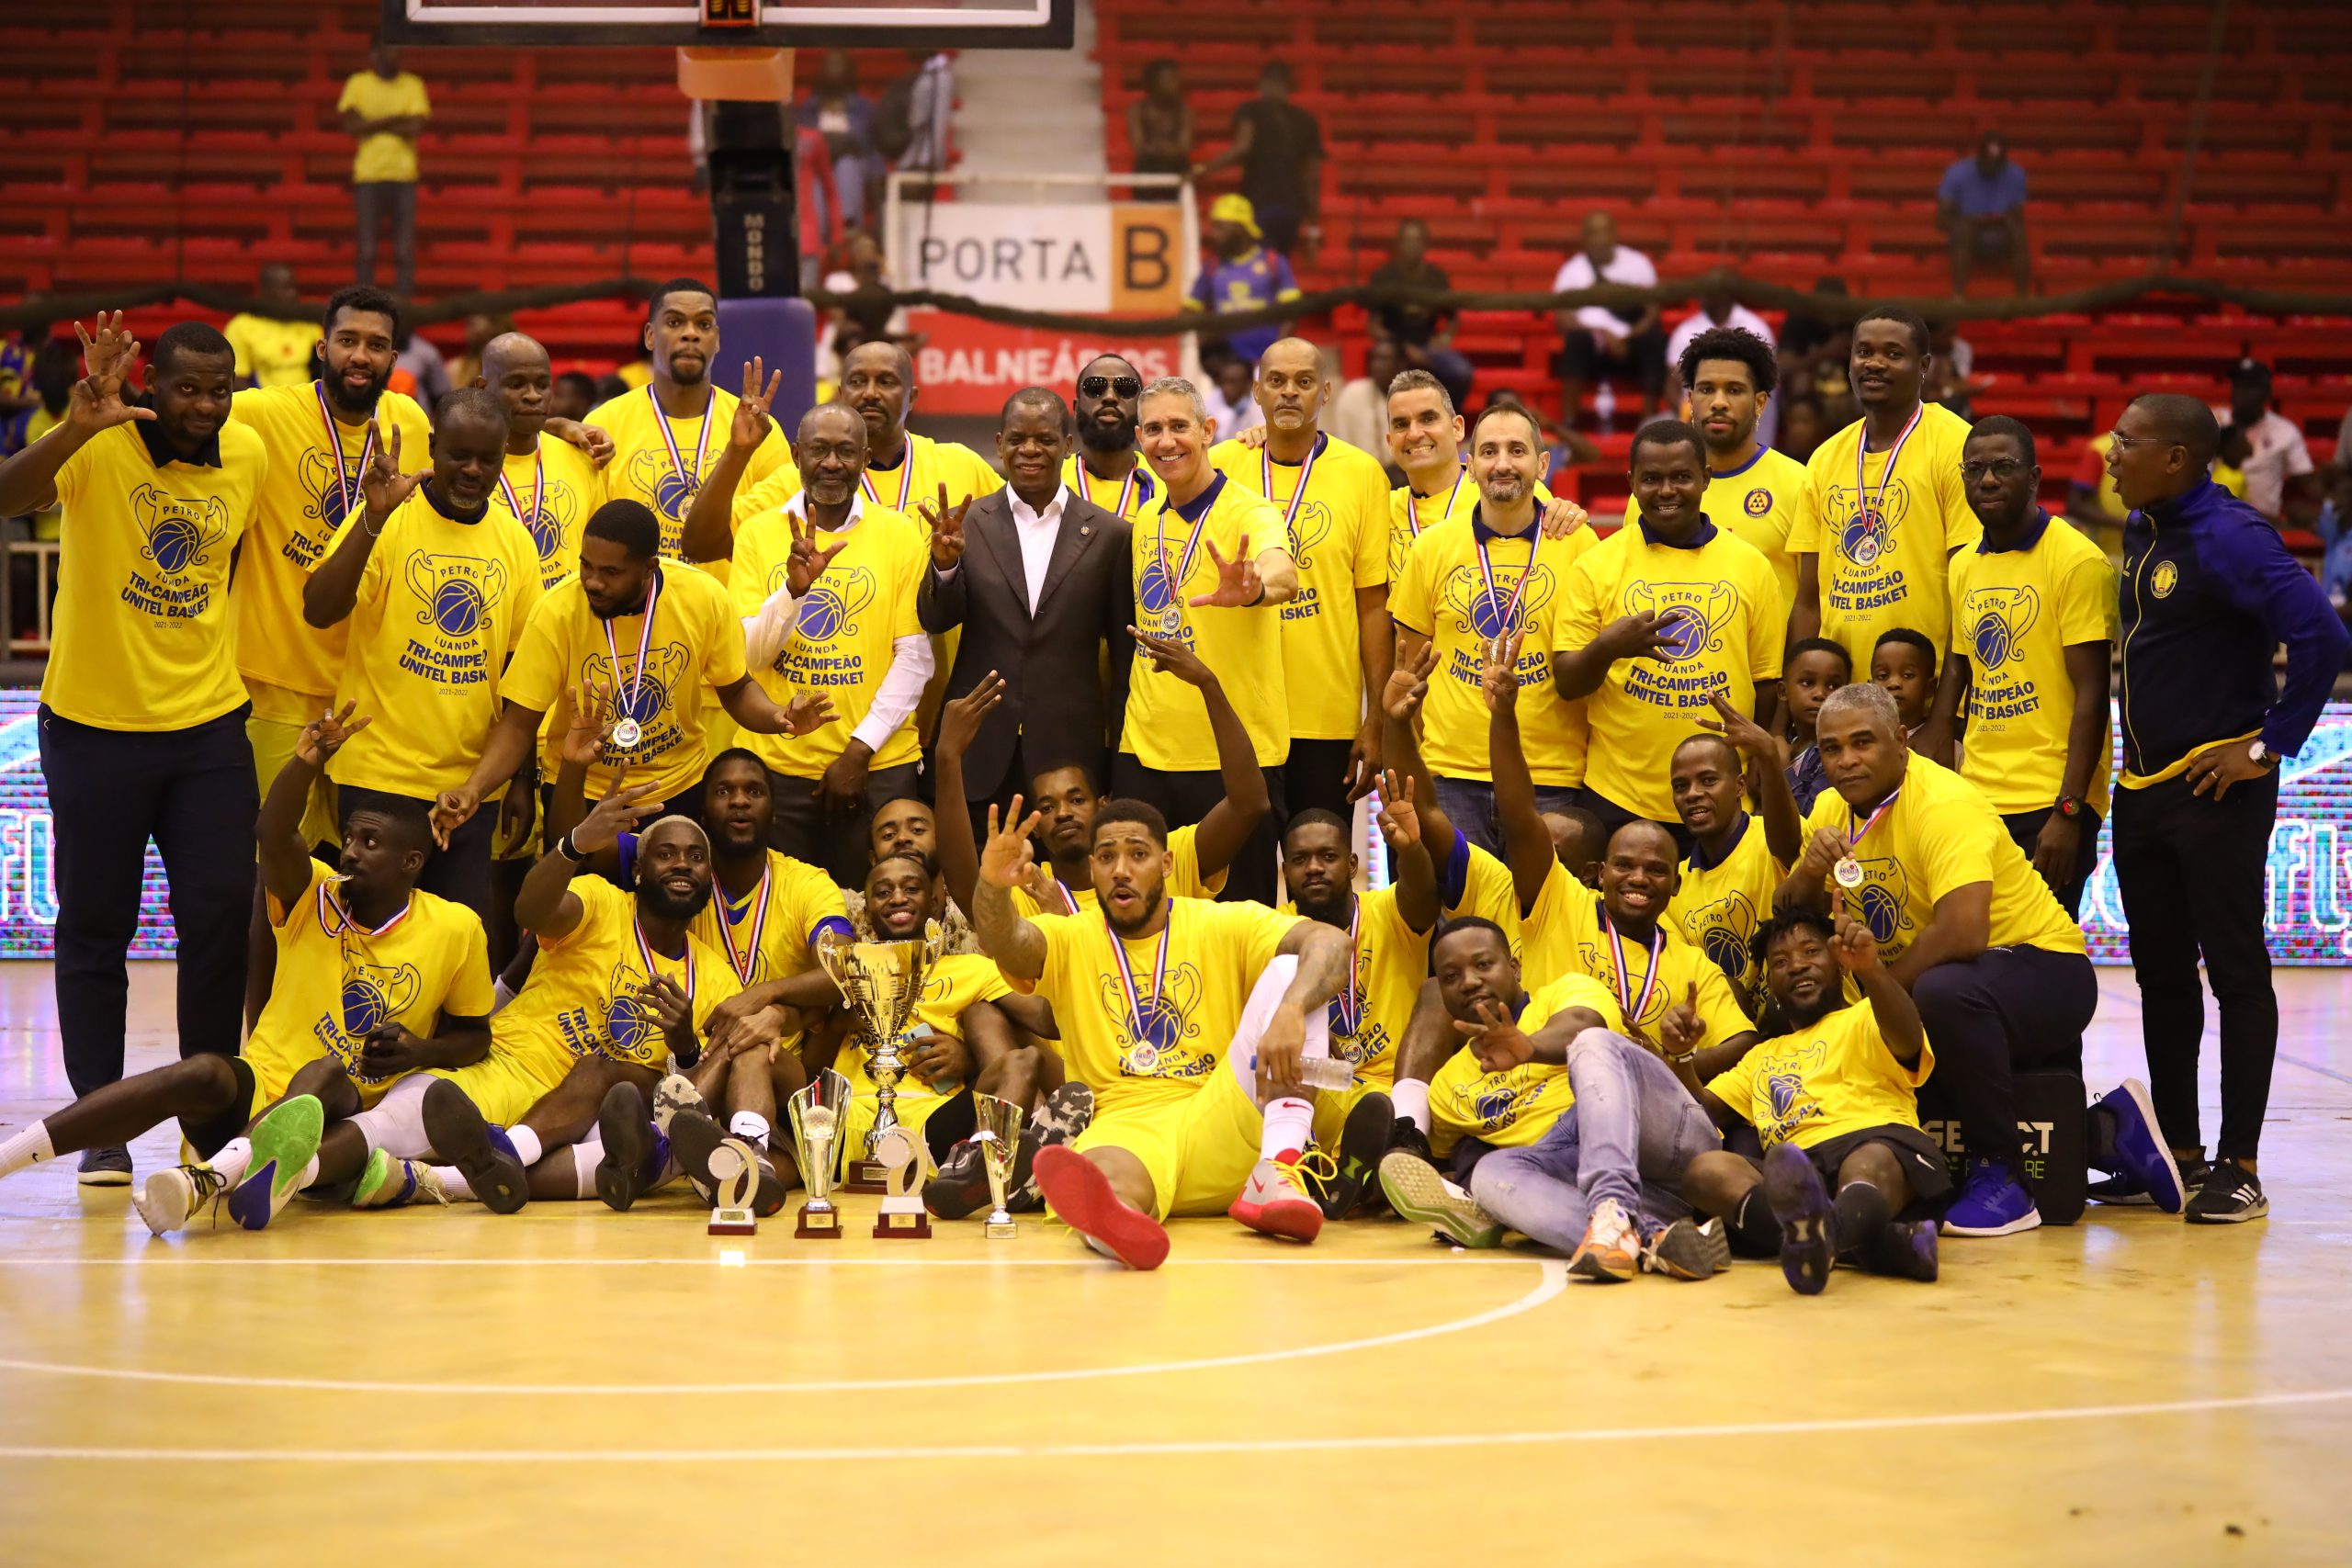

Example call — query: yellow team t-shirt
[1392,510,1597,787]
[222,314,323,389]
[690,849,854,987]
[1790,401,1980,675]
[729,498,928,777]
[1799,753,2088,963]
[318,488,546,798]
[1428,972,1623,1157]
[1276,884,1430,1086]
[1386,468,1555,582]
[493,434,606,592]
[1062,453,1158,521]
[1011,824,1226,917]
[1711,442,1808,629]
[1561,517,1783,824]
[1021,897,1300,1115]
[730,429,998,529]
[1946,513,2116,816]
[587,384,795,565]
[230,382,434,719]
[243,863,493,1110]
[1123,472,1292,771]
[339,70,431,184]
[1212,432,1391,741]
[1667,814,1785,998]
[42,420,265,731]
[1707,998,1936,1149]
[502,564,749,804]
[836,953,1014,1119]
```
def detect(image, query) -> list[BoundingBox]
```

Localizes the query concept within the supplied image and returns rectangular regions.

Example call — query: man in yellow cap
[1186,195,1302,369]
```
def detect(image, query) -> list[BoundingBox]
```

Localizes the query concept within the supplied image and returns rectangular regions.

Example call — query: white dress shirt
[1006,485,1066,612]
[1551,244,1658,337]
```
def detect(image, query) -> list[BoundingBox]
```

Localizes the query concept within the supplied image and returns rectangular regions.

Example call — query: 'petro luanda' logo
[1966,586,2041,671]
[131,486,229,575]
[406,553,509,637]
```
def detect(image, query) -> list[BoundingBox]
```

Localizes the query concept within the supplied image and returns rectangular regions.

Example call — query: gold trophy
[819,922,941,1191]
[787,1067,852,1239]
[974,1092,1023,1240]
[706,1136,759,1237]
[870,1123,933,1239]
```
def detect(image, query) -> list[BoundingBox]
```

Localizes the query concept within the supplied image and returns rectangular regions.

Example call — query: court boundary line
[0,1258,1568,1395]
[3,1386,2346,1464]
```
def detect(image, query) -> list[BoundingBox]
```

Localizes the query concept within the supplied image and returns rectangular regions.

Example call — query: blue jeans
[1467,1029,1719,1252]
[1433,775,1582,861]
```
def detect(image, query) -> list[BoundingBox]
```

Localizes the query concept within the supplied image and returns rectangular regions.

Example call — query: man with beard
[0,315,266,1182]
[1678,324,1808,628]
[227,285,431,809]
[590,279,794,567]
[476,331,605,594]
[416,788,748,1212]
[433,500,833,846]
[1391,402,1597,857]
[726,403,933,885]
[1555,420,1782,843]
[302,390,543,917]
[1064,354,1157,521]
[1787,305,1979,678]
[1211,337,1396,820]
[972,795,1354,1269]
[0,708,494,1233]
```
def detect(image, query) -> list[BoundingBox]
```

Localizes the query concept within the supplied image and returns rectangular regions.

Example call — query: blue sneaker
[1940,1158,2042,1237]
[1761,1142,1835,1295]
[2092,1078,2184,1214]
[227,1095,324,1231]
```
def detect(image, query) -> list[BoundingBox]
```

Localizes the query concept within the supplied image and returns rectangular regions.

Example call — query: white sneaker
[134,1165,226,1236]
[652,1073,706,1134]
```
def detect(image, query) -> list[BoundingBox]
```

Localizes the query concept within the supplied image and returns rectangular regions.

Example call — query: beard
[637,874,712,923]
[1078,412,1138,453]
[322,364,389,417]
[1102,881,1166,936]
[1294,886,1351,927]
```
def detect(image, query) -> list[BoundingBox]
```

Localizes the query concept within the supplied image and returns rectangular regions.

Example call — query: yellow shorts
[245,708,341,850]
[242,1033,407,1115]
[1067,1074,1262,1222]
[1310,1075,1392,1150]
[432,1037,571,1128]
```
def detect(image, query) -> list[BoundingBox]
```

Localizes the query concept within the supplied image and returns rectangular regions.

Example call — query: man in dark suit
[920,386,1135,845]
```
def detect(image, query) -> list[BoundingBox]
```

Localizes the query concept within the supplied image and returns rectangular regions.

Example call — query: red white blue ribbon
[634,912,696,1016]
[315,381,377,525]
[1475,525,1536,632]
[1852,401,1923,543]
[1105,908,1171,1049]
[1327,898,1363,1038]
[1600,902,1665,1030]
[1261,434,1323,544]
[601,567,662,731]
[1847,789,1902,857]
[861,446,916,512]
[650,383,714,495]
[497,446,544,535]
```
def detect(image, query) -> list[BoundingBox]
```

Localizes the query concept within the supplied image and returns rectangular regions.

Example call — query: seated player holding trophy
[969,794,1355,1270]
[0,705,496,1235]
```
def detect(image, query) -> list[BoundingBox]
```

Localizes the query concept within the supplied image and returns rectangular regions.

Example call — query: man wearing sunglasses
[1064,355,1158,522]
[1923,417,2114,919]
[2105,393,2350,1224]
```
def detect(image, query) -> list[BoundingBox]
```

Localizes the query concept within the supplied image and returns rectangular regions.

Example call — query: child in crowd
[1871,628,1940,752]
[1782,637,1850,811]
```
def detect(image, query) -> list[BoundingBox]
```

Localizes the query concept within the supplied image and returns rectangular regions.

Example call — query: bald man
[476,331,606,593]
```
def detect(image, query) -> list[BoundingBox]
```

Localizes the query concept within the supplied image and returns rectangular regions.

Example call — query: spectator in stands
[1778,276,1850,370]
[1367,218,1475,412]
[1666,286,1777,443]
[0,328,37,457]
[339,40,431,299]
[2218,360,2317,523]
[892,51,956,180]
[1193,62,1323,258]
[1486,388,1597,484]
[821,232,919,378]
[1331,339,1403,463]
[1125,60,1193,200]
[222,265,323,390]
[1777,397,1827,464]
[1937,132,2030,297]
[548,370,599,426]
[1928,323,1976,422]
[1203,357,1263,441]
[1551,211,1666,430]
[394,326,452,411]
[1186,196,1300,366]
[799,51,881,231]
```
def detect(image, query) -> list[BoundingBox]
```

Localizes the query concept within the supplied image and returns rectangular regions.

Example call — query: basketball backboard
[383,0,1073,49]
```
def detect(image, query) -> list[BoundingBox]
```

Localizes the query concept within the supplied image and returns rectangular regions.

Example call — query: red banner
[904,310,1182,416]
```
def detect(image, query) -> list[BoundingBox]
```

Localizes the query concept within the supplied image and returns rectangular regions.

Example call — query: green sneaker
[351,1147,447,1210]
[225,1095,325,1232]
[1378,1149,1502,1248]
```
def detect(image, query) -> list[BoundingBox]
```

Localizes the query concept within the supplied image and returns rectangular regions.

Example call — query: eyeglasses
[1958,458,2027,482]
[2106,431,2177,452]
[1079,375,1142,399]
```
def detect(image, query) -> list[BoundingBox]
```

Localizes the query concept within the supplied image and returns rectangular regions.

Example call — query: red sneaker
[1033,1145,1170,1271]
[1227,1156,1326,1243]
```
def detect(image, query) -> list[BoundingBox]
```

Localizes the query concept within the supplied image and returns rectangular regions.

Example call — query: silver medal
[611,716,642,751]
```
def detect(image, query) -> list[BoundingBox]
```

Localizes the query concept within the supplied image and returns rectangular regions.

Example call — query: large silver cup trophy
[787,1067,853,1239]
[819,922,941,1192]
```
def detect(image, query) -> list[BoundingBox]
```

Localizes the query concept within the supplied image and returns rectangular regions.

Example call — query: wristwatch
[2248,739,2277,770]
[1668,1047,1699,1066]
[2052,795,2085,820]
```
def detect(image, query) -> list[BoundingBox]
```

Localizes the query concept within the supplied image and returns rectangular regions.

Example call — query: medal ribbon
[650,383,715,498]
[1408,463,1466,542]
[1261,434,1323,545]
[496,446,545,537]
[861,446,916,512]
[601,568,662,731]
[315,381,378,525]
[634,913,696,1018]
[1053,879,1080,916]
[316,879,413,946]
[1851,401,1924,547]
[716,862,772,985]
[1846,790,1902,857]
[1104,908,1172,1045]
[1475,525,1536,633]
[1155,502,1214,619]
[1600,901,1666,1030]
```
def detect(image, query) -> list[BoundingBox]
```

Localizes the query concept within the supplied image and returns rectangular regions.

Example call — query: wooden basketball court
[3,962,2349,1563]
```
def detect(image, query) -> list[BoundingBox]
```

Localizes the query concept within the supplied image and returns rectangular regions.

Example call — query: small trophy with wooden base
[975,1092,1023,1240]
[870,1123,933,1239]
[706,1136,759,1236]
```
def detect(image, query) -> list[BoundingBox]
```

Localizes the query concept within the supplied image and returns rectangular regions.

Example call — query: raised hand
[575,780,661,855]
[786,511,847,597]
[938,671,1005,760]
[1658,983,1707,1060]
[978,795,1043,889]
[1599,609,1679,663]
[1700,691,1785,767]
[1456,998,1536,1075]
[1382,639,1439,721]
[1128,626,1216,687]
[1481,628,1524,712]
[1189,532,1263,608]
[639,973,694,1034]
[1538,496,1589,540]
[1830,910,1881,975]
[360,418,424,525]
[918,482,973,570]
[1374,768,1421,850]
[65,311,153,434]
[296,700,371,766]
[781,690,834,736]
[731,357,782,452]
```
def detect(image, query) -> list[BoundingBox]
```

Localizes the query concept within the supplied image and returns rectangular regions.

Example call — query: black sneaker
[76,1145,132,1186]
[666,1105,788,1217]
[422,1078,529,1213]
[2185,1159,2267,1224]
[1316,1091,1393,1220]
[922,1137,991,1219]
[1008,1082,1094,1213]
[1388,1117,1433,1167]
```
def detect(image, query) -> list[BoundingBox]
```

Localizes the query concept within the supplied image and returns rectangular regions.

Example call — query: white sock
[1391,1079,1431,1134]
[433,1165,475,1201]
[729,1111,771,1150]
[508,1125,545,1169]
[210,1137,254,1186]
[1260,1096,1314,1165]
[0,1121,55,1178]
[297,1155,321,1190]
[570,1143,601,1199]
[491,977,517,1015]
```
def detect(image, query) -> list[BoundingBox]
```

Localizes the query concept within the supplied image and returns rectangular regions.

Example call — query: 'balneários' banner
[901,311,1181,416]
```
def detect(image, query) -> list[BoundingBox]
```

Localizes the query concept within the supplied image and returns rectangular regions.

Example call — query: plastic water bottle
[1594,379,1617,434]
[1299,1055,1357,1091]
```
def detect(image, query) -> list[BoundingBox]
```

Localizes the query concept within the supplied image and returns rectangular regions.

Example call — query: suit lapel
[1034,502,1102,615]
[972,497,1027,615]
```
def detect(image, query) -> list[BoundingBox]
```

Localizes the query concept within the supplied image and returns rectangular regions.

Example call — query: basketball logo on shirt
[1840,857,1915,947]
[1965,586,2041,671]
[786,566,876,642]
[1683,889,1760,981]
[1744,488,1772,518]
[503,479,576,566]
[1626,581,1736,664]
[300,446,365,530]
[1442,563,1557,640]
[1578,939,1665,1030]
[600,962,667,1065]
[625,449,700,525]
[1761,1041,1828,1142]
[405,552,510,637]
[1471,1066,1544,1134]
[1287,500,1333,569]
[1095,964,1210,1077]
[1825,482,1912,569]
[585,643,690,736]
[334,961,422,1083]
[130,485,229,576]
